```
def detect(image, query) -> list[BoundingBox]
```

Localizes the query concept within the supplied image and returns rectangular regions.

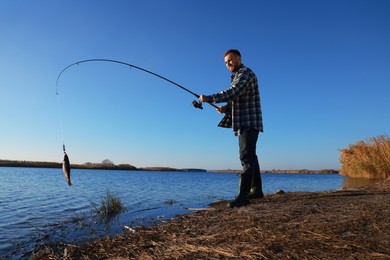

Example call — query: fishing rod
[56,58,217,110]
[55,59,220,186]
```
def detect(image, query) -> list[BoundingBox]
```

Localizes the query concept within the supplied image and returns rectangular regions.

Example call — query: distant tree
[102,159,114,166]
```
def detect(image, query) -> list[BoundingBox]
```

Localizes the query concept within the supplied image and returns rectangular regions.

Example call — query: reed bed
[339,134,390,179]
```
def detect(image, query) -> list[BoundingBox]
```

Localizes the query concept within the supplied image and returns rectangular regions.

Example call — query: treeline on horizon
[0,159,339,174]
[263,169,339,174]
[213,169,339,174]
[0,159,207,172]
[2,134,388,177]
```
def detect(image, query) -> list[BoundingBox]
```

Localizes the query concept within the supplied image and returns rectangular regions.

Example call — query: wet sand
[33,179,390,259]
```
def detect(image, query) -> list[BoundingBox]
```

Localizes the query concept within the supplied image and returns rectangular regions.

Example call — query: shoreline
[31,179,390,259]
[0,159,338,174]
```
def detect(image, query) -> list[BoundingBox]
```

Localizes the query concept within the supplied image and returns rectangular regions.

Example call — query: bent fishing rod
[56,58,217,110]
[56,59,219,186]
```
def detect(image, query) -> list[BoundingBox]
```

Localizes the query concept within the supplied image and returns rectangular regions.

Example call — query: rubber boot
[228,173,252,208]
[247,159,264,199]
[247,170,264,199]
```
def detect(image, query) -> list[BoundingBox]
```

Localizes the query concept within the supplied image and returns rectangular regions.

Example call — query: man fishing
[56,55,263,195]
[199,49,264,208]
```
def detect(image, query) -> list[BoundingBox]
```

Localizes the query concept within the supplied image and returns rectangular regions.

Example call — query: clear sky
[1,0,389,170]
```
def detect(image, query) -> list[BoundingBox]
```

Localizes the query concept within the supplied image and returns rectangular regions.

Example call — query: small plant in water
[163,199,178,206]
[93,190,126,223]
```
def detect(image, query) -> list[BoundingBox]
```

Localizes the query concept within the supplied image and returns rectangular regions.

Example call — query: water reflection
[343,177,383,189]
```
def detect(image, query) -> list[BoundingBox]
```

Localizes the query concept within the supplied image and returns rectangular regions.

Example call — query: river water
[0,167,361,258]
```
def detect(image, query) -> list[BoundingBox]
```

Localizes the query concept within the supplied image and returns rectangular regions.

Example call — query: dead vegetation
[32,179,390,259]
[340,134,390,179]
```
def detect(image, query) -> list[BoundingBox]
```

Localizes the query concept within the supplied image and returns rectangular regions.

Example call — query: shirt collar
[231,64,245,80]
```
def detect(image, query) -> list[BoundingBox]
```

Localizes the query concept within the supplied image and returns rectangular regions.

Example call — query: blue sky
[1,0,389,170]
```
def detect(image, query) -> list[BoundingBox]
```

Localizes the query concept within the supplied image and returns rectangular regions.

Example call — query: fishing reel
[192,100,203,110]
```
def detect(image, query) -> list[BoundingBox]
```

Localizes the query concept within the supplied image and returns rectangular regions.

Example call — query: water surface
[0,167,347,257]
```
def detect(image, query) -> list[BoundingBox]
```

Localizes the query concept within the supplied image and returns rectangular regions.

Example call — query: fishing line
[56,91,66,152]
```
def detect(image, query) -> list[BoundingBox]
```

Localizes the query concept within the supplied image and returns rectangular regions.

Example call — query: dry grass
[32,179,390,259]
[92,190,125,223]
[340,134,390,179]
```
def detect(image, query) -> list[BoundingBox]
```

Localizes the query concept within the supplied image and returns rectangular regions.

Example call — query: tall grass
[93,190,126,223]
[339,134,390,179]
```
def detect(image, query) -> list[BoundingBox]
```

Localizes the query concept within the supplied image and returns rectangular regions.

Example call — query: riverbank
[32,178,390,259]
[0,159,337,174]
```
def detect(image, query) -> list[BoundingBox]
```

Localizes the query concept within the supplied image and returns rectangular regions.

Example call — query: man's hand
[217,105,227,114]
[199,95,209,103]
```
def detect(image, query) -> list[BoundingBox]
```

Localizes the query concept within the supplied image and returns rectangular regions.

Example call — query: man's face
[224,53,241,72]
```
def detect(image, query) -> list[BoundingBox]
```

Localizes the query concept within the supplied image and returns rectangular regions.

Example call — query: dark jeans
[239,128,260,178]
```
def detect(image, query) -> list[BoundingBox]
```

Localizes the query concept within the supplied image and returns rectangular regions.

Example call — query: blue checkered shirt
[207,64,263,135]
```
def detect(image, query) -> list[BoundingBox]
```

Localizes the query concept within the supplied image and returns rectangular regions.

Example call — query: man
[199,49,264,208]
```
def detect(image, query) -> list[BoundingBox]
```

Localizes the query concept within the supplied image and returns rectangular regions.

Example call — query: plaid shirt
[208,64,263,135]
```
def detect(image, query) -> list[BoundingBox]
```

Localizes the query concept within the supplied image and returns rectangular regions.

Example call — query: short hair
[224,49,241,57]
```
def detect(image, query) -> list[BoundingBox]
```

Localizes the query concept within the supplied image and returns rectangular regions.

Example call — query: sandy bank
[33,179,390,259]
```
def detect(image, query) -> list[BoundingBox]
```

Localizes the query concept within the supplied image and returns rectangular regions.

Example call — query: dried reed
[339,134,390,179]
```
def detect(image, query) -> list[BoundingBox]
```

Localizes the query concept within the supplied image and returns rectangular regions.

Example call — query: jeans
[239,128,260,178]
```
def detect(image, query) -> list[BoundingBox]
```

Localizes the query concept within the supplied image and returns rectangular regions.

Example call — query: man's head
[224,49,242,72]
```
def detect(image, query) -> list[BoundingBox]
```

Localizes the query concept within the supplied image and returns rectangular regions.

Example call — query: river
[0,167,363,258]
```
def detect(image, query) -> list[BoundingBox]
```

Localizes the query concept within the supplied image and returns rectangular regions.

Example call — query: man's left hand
[199,95,208,103]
